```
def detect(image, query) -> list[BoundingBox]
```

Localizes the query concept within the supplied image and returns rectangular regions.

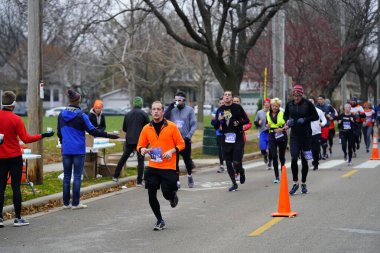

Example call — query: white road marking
[333,228,380,235]
[319,160,346,169]
[354,160,380,169]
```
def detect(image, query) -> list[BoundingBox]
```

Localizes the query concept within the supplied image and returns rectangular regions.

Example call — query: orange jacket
[137,119,185,170]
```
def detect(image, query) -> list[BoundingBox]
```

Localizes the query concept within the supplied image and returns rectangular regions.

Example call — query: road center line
[342,169,358,178]
[248,217,284,237]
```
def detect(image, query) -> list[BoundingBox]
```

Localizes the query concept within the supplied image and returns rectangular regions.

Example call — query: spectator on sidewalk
[112,96,150,185]
[284,84,319,195]
[137,101,185,231]
[362,102,375,153]
[88,100,106,131]
[164,91,197,188]
[254,98,272,169]
[0,91,54,227]
[57,90,119,210]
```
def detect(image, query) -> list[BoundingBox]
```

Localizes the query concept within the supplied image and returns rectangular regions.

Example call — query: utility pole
[272,1,286,102]
[27,0,43,184]
[339,1,347,104]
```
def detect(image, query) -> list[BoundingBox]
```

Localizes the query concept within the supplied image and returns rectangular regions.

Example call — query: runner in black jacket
[284,85,318,195]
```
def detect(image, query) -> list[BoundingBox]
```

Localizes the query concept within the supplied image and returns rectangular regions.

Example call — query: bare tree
[139,0,290,95]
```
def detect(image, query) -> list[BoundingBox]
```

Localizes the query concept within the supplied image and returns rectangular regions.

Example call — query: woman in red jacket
[0,91,54,227]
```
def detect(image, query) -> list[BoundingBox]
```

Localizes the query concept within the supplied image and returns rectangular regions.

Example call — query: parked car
[102,108,125,116]
[13,106,28,116]
[45,106,66,117]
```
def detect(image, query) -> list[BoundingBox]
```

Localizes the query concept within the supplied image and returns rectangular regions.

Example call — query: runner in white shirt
[309,98,327,171]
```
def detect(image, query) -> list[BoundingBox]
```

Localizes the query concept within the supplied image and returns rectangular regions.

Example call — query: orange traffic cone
[370,132,380,160]
[271,165,298,218]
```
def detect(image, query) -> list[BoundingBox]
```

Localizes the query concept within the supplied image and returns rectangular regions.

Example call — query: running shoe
[112,177,119,182]
[301,183,308,194]
[289,183,299,195]
[170,192,179,208]
[71,203,87,210]
[188,175,194,188]
[0,218,3,228]
[228,184,238,192]
[239,169,246,184]
[62,204,71,210]
[267,160,272,170]
[153,219,166,231]
[13,218,29,227]
[217,166,225,173]
[264,155,268,164]
[273,178,280,184]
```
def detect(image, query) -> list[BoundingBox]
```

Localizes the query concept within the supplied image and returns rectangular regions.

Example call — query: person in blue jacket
[57,90,119,210]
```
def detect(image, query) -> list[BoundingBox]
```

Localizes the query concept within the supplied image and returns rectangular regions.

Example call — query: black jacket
[284,98,319,136]
[123,107,150,144]
[88,109,106,131]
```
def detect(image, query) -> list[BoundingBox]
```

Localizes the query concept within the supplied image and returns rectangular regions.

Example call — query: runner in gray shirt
[164,91,197,188]
[254,98,272,169]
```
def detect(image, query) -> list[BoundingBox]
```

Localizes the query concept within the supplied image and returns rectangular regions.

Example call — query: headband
[175,96,186,100]
[1,101,16,107]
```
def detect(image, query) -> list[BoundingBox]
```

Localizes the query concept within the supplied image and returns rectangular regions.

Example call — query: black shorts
[144,167,178,192]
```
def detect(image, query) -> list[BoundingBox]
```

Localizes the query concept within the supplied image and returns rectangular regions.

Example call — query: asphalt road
[1,143,380,253]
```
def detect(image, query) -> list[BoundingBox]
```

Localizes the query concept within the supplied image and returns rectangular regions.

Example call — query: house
[100,88,130,109]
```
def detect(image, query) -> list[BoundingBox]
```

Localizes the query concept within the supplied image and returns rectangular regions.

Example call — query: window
[43,89,51,101]
[53,89,59,102]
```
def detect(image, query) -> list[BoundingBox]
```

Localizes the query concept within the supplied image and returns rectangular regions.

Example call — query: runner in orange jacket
[137,101,185,231]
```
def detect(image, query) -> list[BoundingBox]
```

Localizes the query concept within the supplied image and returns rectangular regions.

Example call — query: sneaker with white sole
[0,217,4,228]
[228,184,238,192]
[289,183,299,195]
[153,219,166,231]
[170,192,178,208]
[217,166,225,173]
[301,183,308,194]
[13,217,29,227]
[273,178,280,184]
[71,203,87,210]
[63,204,71,210]
[112,177,119,182]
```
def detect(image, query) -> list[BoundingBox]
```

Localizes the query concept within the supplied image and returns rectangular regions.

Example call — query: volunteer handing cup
[0,134,4,145]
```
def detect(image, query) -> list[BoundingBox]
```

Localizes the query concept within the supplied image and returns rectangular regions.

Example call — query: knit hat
[133,96,143,108]
[93,100,103,109]
[1,91,16,107]
[67,89,81,105]
[292,84,304,95]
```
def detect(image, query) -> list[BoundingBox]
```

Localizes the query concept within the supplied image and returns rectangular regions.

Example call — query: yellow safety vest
[266,111,285,133]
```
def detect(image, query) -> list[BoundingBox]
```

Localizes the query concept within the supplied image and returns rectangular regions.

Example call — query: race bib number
[225,133,236,143]
[150,148,163,163]
[343,121,351,130]
[175,120,185,129]
[275,132,284,139]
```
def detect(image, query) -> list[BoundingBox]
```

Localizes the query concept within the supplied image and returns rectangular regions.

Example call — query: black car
[13,106,28,116]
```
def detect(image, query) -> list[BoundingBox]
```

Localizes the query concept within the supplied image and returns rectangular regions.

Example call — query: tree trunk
[197,79,205,130]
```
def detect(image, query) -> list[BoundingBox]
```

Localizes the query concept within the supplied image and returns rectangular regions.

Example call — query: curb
[3,151,262,214]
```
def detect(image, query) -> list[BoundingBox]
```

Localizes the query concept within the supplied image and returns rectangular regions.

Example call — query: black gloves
[107,133,120,139]
[41,132,54,138]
